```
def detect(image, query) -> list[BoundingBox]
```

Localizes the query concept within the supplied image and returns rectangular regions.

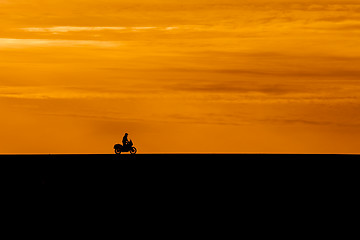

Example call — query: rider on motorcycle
[114,132,137,154]
[122,133,129,147]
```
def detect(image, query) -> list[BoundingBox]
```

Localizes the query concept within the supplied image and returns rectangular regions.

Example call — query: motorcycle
[114,139,137,154]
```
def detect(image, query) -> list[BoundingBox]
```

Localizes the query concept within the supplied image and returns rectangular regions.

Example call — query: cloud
[20,26,179,33]
[0,86,117,99]
[0,38,120,48]
[169,82,298,95]
[0,86,164,100]
[164,66,360,79]
[22,26,127,33]
[38,112,145,123]
[165,107,360,128]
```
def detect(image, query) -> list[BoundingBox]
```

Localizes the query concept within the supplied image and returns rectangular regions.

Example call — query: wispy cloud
[22,26,127,33]
[20,26,179,33]
[0,38,120,48]
[0,86,121,99]
[0,86,163,100]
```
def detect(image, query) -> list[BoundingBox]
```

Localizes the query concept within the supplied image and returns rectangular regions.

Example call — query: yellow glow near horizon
[1,0,360,153]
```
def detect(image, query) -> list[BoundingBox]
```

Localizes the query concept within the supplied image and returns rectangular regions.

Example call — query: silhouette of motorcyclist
[113,132,137,154]
[122,133,129,147]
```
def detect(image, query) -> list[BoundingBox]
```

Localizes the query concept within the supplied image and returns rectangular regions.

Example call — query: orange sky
[1,0,360,153]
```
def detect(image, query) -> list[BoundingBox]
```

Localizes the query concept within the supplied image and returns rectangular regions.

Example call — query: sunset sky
[1,0,360,153]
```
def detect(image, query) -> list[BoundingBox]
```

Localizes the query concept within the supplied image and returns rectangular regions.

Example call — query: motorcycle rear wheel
[115,149,121,154]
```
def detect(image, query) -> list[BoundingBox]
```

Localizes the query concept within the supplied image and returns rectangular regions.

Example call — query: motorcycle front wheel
[130,147,137,154]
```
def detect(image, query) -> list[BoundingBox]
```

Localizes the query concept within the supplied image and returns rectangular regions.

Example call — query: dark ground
[0,154,358,188]
[1,153,359,225]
